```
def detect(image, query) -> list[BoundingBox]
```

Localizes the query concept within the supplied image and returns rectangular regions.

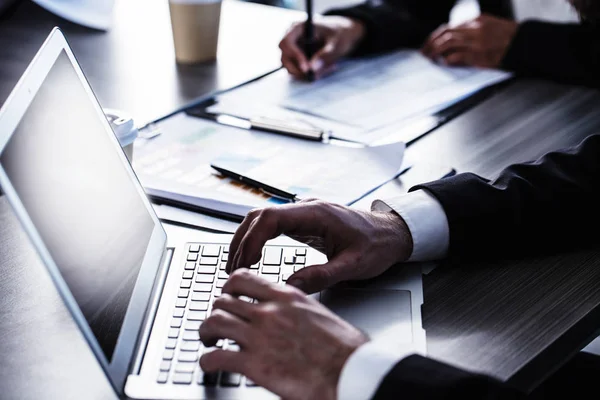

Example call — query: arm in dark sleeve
[373,355,525,399]
[412,133,600,260]
[324,0,458,55]
[502,21,600,87]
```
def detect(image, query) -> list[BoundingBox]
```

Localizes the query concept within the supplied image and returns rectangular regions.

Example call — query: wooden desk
[2,1,600,398]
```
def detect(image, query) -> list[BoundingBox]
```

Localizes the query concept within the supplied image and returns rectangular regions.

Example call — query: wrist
[373,210,414,264]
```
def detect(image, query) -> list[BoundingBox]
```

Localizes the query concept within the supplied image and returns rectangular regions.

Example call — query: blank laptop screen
[0,50,154,361]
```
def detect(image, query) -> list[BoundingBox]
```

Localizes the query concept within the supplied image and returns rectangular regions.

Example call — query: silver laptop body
[0,28,426,399]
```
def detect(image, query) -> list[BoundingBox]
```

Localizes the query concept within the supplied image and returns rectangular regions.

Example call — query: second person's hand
[225,199,414,294]
[279,16,366,80]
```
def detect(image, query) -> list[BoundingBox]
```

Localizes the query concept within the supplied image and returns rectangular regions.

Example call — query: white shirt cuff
[372,189,450,262]
[337,340,420,400]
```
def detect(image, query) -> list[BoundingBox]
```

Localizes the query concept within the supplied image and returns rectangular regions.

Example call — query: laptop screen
[0,50,154,362]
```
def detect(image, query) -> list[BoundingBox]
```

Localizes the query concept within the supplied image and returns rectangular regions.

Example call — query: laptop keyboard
[156,243,308,387]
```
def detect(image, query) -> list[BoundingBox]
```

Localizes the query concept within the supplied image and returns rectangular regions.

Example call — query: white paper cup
[169,0,222,64]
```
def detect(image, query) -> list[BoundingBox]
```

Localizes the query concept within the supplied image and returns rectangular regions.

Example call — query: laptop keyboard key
[187,253,199,262]
[223,245,229,253]
[195,274,215,284]
[295,256,306,265]
[180,341,200,352]
[189,244,201,253]
[184,262,196,270]
[165,338,177,349]
[170,318,182,328]
[167,328,179,339]
[216,279,227,288]
[175,298,187,308]
[180,279,192,289]
[178,352,198,362]
[221,253,229,262]
[182,330,200,341]
[182,270,194,280]
[197,266,217,274]
[202,245,221,257]
[263,248,282,265]
[173,308,185,318]
[157,372,168,384]
[175,362,196,373]
[172,373,193,384]
[217,270,229,279]
[199,257,219,266]
[159,360,171,371]
[221,372,242,387]
[178,289,190,298]
[163,350,175,360]
[189,301,209,311]
[192,283,213,292]
[187,311,207,321]
[191,292,210,302]
[184,320,201,331]
[295,248,307,256]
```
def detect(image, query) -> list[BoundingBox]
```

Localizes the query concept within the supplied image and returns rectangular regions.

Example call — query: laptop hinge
[129,247,174,375]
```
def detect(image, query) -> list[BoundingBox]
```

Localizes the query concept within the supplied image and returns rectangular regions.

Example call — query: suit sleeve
[373,355,525,399]
[324,0,458,55]
[502,21,600,87]
[411,133,600,260]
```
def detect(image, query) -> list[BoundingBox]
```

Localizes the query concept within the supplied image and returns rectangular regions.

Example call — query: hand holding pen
[278,15,366,81]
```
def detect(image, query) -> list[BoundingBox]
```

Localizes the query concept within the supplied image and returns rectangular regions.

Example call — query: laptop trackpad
[320,288,413,347]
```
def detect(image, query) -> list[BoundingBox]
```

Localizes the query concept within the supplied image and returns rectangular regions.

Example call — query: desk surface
[3,1,600,399]
[0,0,301,126]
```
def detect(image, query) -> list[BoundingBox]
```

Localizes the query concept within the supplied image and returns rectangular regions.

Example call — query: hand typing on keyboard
[199,270,369,400]
[226,199,413,294]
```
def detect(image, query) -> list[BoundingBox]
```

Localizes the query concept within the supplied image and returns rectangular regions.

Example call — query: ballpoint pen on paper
[304,0,316,81]
[211,164,299,203]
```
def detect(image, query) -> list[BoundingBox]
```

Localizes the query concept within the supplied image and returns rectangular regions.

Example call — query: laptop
[0,28,426,399]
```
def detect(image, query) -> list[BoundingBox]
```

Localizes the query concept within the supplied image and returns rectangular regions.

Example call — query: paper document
[208,50,512,143]
[133,113,405,214]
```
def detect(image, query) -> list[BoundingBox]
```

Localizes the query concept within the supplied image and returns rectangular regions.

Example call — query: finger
[200,349,247,374]
[309,39,341,76]
[281,55,305,79]
[211,293,257,321]
[279,24,310,74]
[231,203,327,271]
[223,269,289,302]
[199,309,251,348]
[226,209,260,273]
[443,51,473,66]
[286,252,358,294]
[427,33,470,60]
[421,23,449,56]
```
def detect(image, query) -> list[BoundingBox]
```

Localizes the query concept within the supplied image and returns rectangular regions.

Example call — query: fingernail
[310,59,324,73]
[300,61,310,73]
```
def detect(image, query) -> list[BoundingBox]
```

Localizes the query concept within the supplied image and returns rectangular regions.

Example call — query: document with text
[208,50,512,144]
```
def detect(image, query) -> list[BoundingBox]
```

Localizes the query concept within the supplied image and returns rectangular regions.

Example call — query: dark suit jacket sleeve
[502,21,600,87]
[373,355,525,399]
[411,133,600,260]
[324,0,458,55]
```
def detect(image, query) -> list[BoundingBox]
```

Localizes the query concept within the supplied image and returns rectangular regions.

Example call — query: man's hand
[279,16,366,80]
[226,200,413,294]
[199,270,369,400]
[421,14,518,68]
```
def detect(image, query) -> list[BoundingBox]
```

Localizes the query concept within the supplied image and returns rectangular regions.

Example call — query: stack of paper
[133,113,405,220]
